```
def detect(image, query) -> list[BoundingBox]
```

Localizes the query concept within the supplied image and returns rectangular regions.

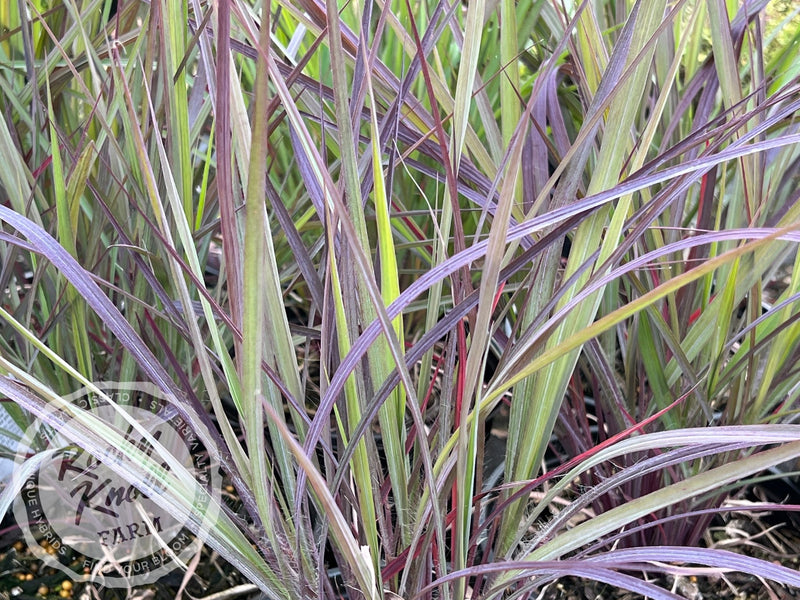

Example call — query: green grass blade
[499,0,668,552]
[367,68,411,543]
[45,76,93,381]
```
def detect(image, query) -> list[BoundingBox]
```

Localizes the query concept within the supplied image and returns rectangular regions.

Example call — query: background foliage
[1,0,800,598]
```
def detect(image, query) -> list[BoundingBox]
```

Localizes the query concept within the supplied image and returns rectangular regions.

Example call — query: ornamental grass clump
[1,0,800,598]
